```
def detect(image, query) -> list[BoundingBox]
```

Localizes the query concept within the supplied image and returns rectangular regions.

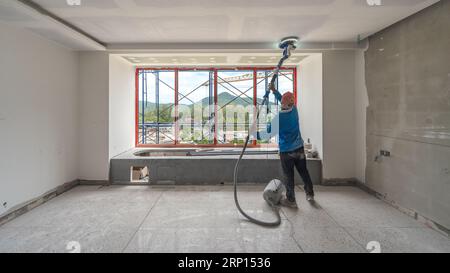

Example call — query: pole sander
[233,36,299,227]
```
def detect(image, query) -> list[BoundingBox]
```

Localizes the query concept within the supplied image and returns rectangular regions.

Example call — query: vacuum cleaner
[233,36,299,227]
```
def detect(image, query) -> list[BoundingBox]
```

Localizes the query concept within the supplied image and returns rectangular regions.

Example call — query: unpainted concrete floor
[0,185,449,253]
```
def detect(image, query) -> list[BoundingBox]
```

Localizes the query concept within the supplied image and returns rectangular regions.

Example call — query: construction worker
[253,83,314,208]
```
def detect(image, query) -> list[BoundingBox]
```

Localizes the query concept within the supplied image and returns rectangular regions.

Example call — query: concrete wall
[0,23,79,217]
[322,51,356,180]
[298,54,323,159]
[78,52,109,181]
[364,0,450,229]
[109,55,135,159]
[111,154,322,185]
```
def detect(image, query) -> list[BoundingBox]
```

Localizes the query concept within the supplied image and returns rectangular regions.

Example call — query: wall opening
[130,166,149,183]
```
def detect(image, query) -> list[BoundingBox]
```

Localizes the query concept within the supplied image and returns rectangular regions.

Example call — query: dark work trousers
[280,147,314,202]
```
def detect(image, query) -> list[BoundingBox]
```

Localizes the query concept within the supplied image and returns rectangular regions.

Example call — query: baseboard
[78,180,110,186]
[322,178,358,186]
[0,179,79,227]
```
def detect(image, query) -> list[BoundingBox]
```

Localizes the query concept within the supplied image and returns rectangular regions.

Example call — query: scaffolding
[137,67,296,146]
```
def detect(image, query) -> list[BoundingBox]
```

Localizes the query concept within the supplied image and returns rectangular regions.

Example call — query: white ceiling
[0,0,440,50]
[30,0,439,44]
[0,0,105,50]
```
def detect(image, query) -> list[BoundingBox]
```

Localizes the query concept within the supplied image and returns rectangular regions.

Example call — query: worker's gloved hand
[269,82,276,93]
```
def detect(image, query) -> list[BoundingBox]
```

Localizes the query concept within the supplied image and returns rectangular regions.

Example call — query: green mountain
[198,92,253,107]
[138,92,277,123]
[139,92,274,110]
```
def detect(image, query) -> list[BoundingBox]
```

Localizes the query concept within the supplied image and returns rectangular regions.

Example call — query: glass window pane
[216,70,254,145]
[136,67,296,147]
[278,69,295,94]
[255,70,277,144]
[255,69,295,145]
[178,71,214,145]
[137,70,175,145]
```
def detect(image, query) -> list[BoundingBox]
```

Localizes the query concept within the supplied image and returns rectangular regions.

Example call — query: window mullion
[175,69,179,145]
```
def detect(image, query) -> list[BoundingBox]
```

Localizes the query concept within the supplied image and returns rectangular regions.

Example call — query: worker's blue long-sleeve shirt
[256,90,304,153]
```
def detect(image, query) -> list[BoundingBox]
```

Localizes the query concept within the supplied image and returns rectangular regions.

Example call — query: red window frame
[135,66,297,148]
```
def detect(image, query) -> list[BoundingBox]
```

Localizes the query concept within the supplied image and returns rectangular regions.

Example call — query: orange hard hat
[281,92,295,107]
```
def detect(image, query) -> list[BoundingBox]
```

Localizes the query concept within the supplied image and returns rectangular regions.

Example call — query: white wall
[354,50,368,183]
[298,51,358,181]
[322,51,356,179]
[298,54,323,159]
[0,23,79,216]
[84,50,361,183]
[109,55,135,159]
[78,52,109,181]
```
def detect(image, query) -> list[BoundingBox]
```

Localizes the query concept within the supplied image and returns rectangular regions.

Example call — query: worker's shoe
[280,198,298,208]
[306,194,315,202]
